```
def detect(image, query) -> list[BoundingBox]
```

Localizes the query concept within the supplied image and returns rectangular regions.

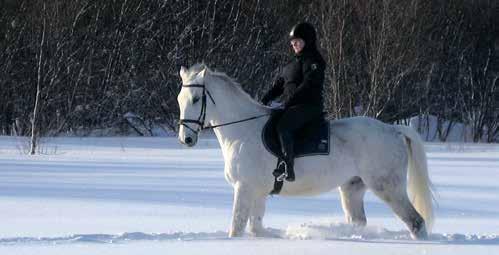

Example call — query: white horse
[177,63,435,240]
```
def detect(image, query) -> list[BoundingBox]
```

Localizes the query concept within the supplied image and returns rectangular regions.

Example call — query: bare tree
[29,1,47,154]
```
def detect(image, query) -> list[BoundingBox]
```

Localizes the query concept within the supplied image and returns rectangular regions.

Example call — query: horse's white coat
[177,64,435,240]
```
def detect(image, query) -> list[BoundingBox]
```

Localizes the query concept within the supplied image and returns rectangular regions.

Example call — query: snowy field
[0,136,498,255]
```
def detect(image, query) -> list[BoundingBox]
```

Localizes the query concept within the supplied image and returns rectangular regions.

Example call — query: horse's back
[329,116,395,140]
[328,116,408,169]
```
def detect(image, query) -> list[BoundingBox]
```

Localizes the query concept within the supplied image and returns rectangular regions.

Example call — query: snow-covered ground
[0,136,498,255]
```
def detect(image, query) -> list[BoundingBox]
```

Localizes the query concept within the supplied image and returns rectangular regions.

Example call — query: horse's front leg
[229,183,253,237]
[248,195,267,236]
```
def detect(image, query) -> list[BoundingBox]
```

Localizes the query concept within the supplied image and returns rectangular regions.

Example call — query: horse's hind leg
[339,176,367,226]
[366,174,428,240]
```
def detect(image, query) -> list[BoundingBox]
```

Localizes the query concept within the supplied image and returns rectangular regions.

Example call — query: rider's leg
[278,128,295,181]
[276,105,322,182]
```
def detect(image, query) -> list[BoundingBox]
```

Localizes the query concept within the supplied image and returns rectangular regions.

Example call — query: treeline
[311,0,498,142]
[0,0,497,142]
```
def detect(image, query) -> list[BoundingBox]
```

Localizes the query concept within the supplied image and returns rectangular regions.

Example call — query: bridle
[178,84,270,134]
[177,84,214,134]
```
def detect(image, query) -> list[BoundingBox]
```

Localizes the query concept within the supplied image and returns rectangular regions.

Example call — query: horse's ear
[180,66,187,79]
[199,68,207,78]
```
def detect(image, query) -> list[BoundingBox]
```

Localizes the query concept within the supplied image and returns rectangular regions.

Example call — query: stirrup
[276,161,288,182]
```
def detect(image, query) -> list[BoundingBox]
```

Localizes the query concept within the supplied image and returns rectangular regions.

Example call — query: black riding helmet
[289,22,317,51]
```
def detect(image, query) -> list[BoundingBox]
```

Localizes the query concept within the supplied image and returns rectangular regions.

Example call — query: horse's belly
[279,182,335,196]
[279,174,345,195]
[278,157,351,196]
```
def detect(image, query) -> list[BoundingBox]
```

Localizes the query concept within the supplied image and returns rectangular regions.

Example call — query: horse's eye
[193,97,200,104]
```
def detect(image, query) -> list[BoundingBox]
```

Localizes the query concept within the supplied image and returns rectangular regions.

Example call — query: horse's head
[177,63,268,147]
[177,64,213,147]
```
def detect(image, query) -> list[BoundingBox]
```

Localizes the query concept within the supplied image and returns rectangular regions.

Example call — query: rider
[261,22,326,182]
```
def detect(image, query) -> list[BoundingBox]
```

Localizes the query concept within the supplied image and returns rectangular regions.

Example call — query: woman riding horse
[261,22,326,182]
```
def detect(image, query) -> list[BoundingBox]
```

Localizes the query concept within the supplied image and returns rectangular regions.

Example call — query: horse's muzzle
[179,134,197,147]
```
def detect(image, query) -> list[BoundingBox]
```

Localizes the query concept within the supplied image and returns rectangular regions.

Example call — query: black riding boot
[282,154,295,182]
[279,132,295,182]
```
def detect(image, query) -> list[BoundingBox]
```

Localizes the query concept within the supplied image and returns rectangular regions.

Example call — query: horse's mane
[188,63,262,106]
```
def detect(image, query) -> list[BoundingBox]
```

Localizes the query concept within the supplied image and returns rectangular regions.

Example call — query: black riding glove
[261,77,284,106]
[261,95,271,106]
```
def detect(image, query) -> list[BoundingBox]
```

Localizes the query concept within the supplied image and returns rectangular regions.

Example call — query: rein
[178,84,270,132]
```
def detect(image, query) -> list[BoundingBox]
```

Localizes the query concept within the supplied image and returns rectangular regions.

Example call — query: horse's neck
[207,81,269,153]
[212,116,268,159]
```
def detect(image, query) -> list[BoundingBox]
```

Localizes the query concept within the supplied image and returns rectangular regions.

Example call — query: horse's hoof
[410,224,428,240]
[285,176,295,182]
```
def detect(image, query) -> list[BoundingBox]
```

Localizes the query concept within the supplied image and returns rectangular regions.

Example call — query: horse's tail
[396,125,435,233]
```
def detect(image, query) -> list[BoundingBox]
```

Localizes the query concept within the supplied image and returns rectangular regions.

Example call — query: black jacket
[262,49,325,110]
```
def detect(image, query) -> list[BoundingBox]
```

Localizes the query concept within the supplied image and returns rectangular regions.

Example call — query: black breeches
[275,104,322,159]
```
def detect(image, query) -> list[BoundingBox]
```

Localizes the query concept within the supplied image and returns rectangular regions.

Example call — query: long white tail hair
[397,125,436,232]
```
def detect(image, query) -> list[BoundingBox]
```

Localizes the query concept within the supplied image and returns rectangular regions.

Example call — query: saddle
[262,109,330,160]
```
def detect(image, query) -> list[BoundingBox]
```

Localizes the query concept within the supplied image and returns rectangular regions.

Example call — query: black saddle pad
[262,109,330,158]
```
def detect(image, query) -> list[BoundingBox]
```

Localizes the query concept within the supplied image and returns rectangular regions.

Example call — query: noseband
[178,84,269,134]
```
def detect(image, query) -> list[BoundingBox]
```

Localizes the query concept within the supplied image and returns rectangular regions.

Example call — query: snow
[0,136,498,254]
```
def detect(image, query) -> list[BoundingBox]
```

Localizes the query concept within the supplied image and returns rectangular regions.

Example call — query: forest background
[0,0,497,145]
